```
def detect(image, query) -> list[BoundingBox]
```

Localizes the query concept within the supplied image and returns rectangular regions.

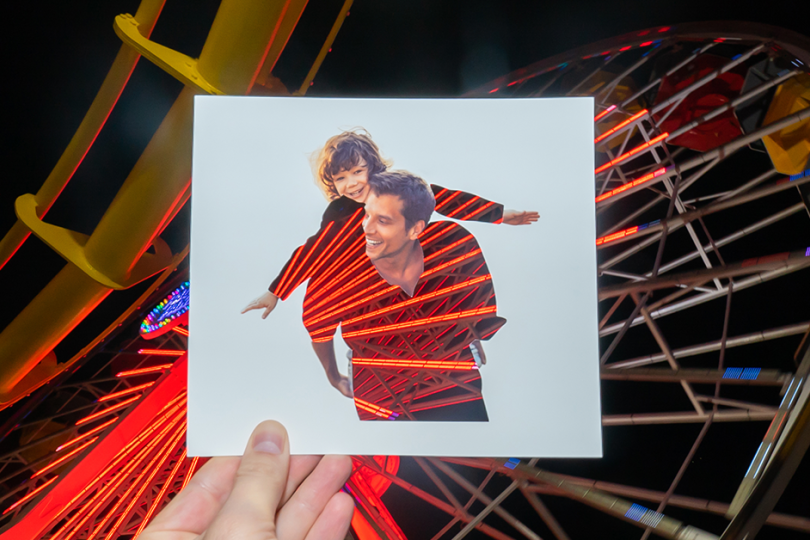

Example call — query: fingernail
[253,432,283,454]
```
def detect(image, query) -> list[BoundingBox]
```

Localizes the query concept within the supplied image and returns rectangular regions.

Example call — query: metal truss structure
[0,7,808,540]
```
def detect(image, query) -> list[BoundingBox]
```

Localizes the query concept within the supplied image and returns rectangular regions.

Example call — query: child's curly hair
[312,129,391,200]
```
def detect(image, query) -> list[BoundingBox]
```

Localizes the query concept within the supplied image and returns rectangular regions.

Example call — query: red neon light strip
[75,394,142,425]
[31,438,99,478]
[61,408,186,540]
[352,358,477,370]
[445,196,481,219]
[2,476,59,515]
[182,457,200,490]
[422,235,474,265]
[56,418,117,452]
[595,166,668,203]
[305,211,364,282]
[44,393,187,539]
[460,201,496,221]
[305,279,400,327]
[116,364,173,377]
[79,415,184,540]
[354,397,396,419]
[304,266,380,315]
[418,221,454,247]
[273,246,303,297]
[339,275,491,328]
[594,109,649,143]
[423,248,483,278]
[134,448,187,537]
[434,190,462,212]
[172,326,189,336]
[596,225,639,246]
[137,349,185,356]
[304,241,370,307]
[594,132,669,174]
[98,382,155,402]
[342,306,497,339]
[594,105,616,122]
[103,424,186,540]
[283,221,334,295]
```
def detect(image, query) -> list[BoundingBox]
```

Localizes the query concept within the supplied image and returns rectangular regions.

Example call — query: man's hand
[241,291,280,319]
[503,209,540,226]
[139,421,354,540]
[331,375,353,398]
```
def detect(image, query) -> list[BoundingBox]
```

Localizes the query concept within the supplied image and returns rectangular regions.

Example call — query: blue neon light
[723,367,743,379]
[741,367,761,380]
[504,458,520,469]
[625,504,664,528]
[789,169,808,181]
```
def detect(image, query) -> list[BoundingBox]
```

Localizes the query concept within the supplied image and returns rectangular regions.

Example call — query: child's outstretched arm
[431,185,538,225]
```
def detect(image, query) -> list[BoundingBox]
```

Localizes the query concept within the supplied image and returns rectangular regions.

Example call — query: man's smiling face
[332,159,369,202]
[362,192,418,263]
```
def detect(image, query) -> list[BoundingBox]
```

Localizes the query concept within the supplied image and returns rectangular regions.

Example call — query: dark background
[2,1,808,538]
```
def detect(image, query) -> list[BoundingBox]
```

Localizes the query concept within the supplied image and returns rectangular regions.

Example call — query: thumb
[205,421,290,538]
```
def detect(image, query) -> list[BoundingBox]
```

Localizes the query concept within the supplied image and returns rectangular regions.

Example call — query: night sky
[3,1,809,538]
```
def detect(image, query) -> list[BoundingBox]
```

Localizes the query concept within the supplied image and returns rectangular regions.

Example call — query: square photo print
[188,96,601,457]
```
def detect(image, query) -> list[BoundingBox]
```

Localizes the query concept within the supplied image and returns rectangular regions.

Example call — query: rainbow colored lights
[354,397,399,420]
[595,167,669,203]
[352,358,478,371]
[139,282,190,339]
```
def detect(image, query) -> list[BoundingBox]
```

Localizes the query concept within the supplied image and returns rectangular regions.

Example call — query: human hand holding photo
[502,209,540,225]
[241,291,280,319]
[139,420,354,540]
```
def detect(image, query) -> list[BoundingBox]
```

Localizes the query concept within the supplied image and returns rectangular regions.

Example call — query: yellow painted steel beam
[0,0,303,396]
[0,0,166,272]
[296,0,353,96]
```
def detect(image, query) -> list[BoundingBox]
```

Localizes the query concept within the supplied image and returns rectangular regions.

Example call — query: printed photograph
[188,97,601,456]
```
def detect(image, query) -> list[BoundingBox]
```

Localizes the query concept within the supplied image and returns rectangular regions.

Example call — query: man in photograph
[304,170,506,421]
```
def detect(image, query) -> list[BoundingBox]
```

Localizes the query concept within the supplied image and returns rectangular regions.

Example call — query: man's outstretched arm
[312,340,352,398]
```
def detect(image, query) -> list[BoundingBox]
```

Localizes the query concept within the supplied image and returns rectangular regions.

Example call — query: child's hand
[503,209,540,225]
[241,291,280,318]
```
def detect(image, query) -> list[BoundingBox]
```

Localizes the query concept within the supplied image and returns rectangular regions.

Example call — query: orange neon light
[305,280,395,325]
[304,245,372,307]
[445,196,481,219]
[594,109,649,143]
[594,104,616,122]
[341,305,497,339]
[461,200,496,221]
[134,448,187,537]
[182,457,201,490]
[423,248,483,277]
[61,408,186,540]
[103,425,186,540]
[116,364,173,377]
[353,358,478,370]
[423,235,474,264]
[98,382,155,402]
[419,222,454,247]
[595,167,668,203]
[274,245,303,296]
[354,397,397,419]
[283,222,334,295]
[305,211,364,282]
[596,226,639,246]
[32,437,99,478]
[304,266,380,315]
[594,132,669,174]
[339,275,492,328]
[172,326,189,336]
[75,394,142,425]
[56,418,117,452]
[137,349,185,356]
[51,397,187,536]
[2,476,59,515]
[434,190,462,211]
[80,416,184,539]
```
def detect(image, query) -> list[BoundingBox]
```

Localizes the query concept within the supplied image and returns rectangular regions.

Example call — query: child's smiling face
[332,160,369,203]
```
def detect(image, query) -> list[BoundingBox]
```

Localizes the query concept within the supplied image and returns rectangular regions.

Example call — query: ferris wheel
[0,9,808,540]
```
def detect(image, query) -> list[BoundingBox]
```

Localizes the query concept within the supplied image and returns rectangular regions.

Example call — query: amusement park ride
[1,1,809,538]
